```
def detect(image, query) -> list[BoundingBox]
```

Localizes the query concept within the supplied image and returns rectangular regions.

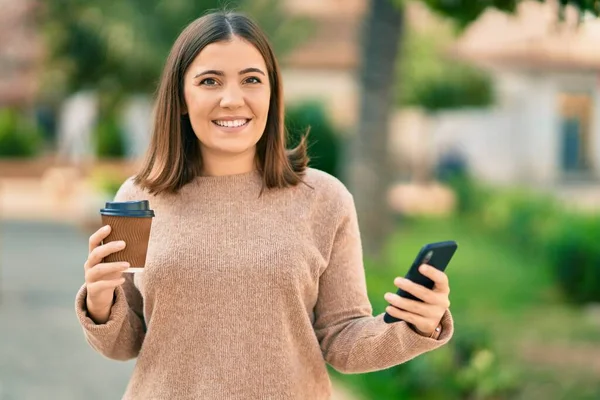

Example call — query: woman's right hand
[84,225,130,324]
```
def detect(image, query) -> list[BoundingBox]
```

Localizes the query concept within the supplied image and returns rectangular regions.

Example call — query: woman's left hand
[384,264,450,336]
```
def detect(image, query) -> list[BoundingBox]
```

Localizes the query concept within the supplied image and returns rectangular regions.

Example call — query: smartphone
[383,240,458,324]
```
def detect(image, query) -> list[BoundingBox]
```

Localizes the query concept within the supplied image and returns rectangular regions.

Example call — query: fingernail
[122,262,130,268]
[118,241,126,248]
[420,265,429,272]
[395,277,405,285]
[102,225,110,231]
[384,293,393,301]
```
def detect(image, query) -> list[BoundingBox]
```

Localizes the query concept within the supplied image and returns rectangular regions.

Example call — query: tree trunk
[347,0,404,258]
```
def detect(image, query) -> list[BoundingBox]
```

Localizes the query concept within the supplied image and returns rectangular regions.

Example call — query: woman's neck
[200,147,257,177]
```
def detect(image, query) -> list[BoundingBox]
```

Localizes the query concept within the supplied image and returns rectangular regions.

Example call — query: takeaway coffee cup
[100,200,155,273]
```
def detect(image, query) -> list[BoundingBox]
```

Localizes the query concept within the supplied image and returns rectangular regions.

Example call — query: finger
[88,225,112,253]
[419,264,450,294]
[384,292,438,318]
[85,262,130,283]
[385,306,428,327]
[88,277,126,293]
[427,293,451,310]
[394,277,436,303]
[85,240,127,270]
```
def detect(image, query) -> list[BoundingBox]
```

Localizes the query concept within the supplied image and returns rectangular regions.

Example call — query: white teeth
[214,119,248,128]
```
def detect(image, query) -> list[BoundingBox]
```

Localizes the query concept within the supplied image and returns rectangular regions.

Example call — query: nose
[219,84,245,109]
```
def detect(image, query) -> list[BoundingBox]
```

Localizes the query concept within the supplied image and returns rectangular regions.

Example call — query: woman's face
[182,36,271,165]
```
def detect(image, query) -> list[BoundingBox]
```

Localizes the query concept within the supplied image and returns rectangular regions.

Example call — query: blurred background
[1,0,600,399]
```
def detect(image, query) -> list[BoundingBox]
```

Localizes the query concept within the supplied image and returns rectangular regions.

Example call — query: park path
[0,220,134,399]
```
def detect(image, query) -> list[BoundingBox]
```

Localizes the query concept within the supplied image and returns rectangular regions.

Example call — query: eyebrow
[193,67,266,79]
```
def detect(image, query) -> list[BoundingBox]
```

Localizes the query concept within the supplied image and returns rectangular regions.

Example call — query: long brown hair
[134,11,308,195]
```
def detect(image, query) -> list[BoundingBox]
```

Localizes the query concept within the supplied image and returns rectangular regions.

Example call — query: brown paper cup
[101,215,153,272]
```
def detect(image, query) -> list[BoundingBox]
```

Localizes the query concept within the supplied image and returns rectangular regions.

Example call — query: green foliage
[422,0,518,28]
[41,0,228,95]
[0,108,44,158]
[447,176,600,305]
[410,65,493,111]
[447,174,488,216]
[399,24,494,111]
[546,214,600,304]
[285,101,341,178]
[94,115,126,159]
[481,188,561,251]
[421,0,600,29]
[237,0,315,57]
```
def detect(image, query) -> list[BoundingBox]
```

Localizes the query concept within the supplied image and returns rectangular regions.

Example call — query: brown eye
[244,76,261,84]
[199,78,218,86]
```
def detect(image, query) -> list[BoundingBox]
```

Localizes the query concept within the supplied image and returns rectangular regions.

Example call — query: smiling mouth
[212,119,251,128]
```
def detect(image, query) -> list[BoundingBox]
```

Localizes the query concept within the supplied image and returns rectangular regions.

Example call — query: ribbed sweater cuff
[386,308,454,345]
[437,309,454,342]
[75,284,128,334]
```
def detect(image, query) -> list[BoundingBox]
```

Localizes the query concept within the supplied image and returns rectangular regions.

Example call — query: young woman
[76,10,453,400]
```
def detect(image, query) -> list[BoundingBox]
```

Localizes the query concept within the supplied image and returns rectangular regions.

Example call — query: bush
[481,188,560,252]
[0,108,44,158]
[412,65,494,112]
[448,176,600,305]
[446,177,561,253]
[94,116,126,158]
[547,214,600,304]
[285,101,341,178]
[445,173,489,216]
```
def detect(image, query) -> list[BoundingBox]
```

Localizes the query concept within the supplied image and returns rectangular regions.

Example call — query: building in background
[443,0,600,187]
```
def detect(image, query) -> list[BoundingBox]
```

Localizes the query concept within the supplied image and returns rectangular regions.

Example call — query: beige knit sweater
[75,168,453,399]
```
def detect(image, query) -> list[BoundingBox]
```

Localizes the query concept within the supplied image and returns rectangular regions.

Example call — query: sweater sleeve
[313,190,454,374]
[75,276,145,361]
[74,178,146,361]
